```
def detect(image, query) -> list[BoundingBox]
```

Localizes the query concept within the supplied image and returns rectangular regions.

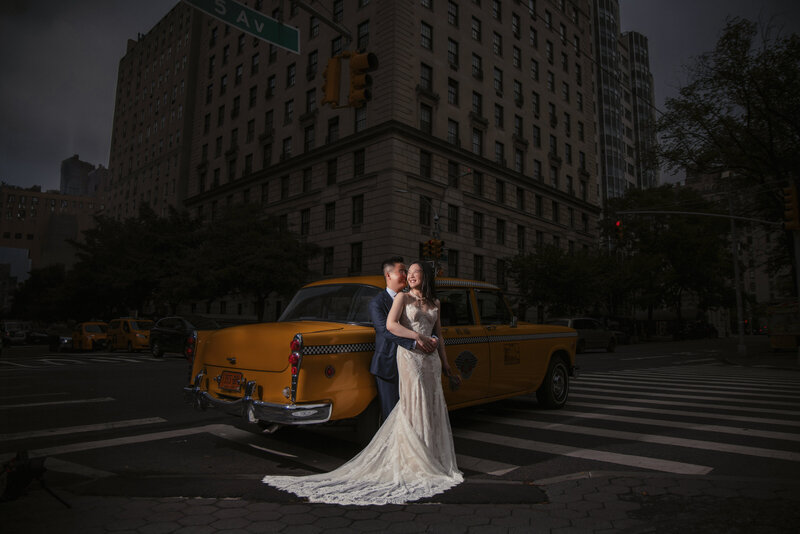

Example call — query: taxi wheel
[151,341,164,358]
[536,356,570,409]
[356,398,381,445]
[127,341,134,353]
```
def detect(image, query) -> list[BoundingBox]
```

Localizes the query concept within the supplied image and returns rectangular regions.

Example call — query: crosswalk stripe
[591,370,800,387]
[574,375,800,395]
[509,408,800,442]
[571,393,800,416]
[467,415,800,462]
[0,397,116,410]
[573,379,800,399]
[571,385,800,407]
[567,401,800,428]
[453,428,712,475]
[455,454,518,476]
[0,417,167,441]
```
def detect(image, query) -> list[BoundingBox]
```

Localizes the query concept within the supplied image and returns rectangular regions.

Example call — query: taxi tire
[536,356,570,409]
[356,398,381,445]
[151,341,164,358]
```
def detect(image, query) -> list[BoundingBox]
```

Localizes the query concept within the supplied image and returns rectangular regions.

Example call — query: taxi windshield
[85,324,107,333]
[131,321,154,331]
[279,284,381,324]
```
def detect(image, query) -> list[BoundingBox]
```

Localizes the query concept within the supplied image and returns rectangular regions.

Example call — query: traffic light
[431,239,444,259]
[784,184,800,230]
[321,56,342,108]
[422,239,433,258]
[615,220,623,240]
[348,52,378,108]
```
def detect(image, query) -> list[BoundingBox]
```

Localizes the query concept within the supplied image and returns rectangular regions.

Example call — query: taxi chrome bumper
[184,370,332,426]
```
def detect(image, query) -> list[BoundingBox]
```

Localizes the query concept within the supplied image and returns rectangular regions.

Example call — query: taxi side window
[123,321,130,333]
[476,290,513,325]
[438,289,474,326]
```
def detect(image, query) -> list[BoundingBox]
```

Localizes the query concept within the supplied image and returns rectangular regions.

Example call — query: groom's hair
[381,256,405,275]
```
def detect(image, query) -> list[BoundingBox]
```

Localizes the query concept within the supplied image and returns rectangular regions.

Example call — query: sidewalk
[3,472,799,533]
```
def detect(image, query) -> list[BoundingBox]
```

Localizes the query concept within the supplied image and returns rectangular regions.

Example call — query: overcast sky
[1,1,799,191]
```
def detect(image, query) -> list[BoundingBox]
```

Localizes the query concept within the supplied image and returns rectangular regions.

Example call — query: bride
[262,260,463,505]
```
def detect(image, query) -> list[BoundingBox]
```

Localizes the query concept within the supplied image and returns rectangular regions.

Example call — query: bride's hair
[410,261,437,302]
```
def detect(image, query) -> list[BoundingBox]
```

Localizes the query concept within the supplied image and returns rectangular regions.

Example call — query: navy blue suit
[369,289,416,421]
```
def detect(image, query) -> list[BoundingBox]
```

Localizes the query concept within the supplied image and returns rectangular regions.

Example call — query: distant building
[0,184,101,273]
[60,154,108,197]
[106,0,602,321]
[593,0,658,202]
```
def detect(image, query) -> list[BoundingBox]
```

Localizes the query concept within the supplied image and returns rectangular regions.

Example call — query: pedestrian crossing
[2,363,799,483]
[0,352,173,370]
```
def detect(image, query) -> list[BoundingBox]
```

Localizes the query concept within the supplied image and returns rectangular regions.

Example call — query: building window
[496,218,505,245]
[421,22,433,49]
[420,103,432,134]
[471,17,481,41]
[473,254,484,280]
[447,78,459,105]
[447,39,459,67]
[355,107,367,132]
[448,249,459,277]
[300,208,310,236]
[493,67,503,93]
[448,1,459,26]
[357,20,369,50]
[350,242,363,274]
[352,195,364,225]
[327,158,337,185]
[448,160,460,188]
[328,116,339,142]
[420,150,432,178]
[287,63,296,87]
[473,211,484,240]
[471,128,483,155]
[473,170,483,196]
[447,119,459,145]
[325,202,335,230]
[420,63,433,91]
[516,186,525,210]
[419,195,432,226]
[494,104,504,128]
[448,204,459,233]
[354,149,365,177]
[323,247,334,275]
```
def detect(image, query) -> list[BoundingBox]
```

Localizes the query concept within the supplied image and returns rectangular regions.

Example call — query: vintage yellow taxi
[71,321,109,351]
[184,276,578,440]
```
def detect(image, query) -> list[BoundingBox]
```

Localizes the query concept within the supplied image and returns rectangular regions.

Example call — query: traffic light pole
[794,230,800,365]
[293,1,352,44]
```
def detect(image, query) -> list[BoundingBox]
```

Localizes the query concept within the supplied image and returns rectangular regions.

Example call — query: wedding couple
[262,257,463,505]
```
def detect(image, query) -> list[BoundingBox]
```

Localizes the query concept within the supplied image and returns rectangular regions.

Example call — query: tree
[603,185,733,323]
[9,264,68,321]
[657,17,800,275]
[199,204,319,321]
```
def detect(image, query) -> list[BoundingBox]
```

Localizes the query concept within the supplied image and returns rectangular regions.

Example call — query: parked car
[150,315,221,358]
[107,318,154,352]
[1,321,29,346]
[72,321,109,351]
[185,276,578,442]
[544,317,616,353]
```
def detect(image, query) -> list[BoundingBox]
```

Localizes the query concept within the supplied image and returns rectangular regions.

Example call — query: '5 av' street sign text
[182,0,300,54]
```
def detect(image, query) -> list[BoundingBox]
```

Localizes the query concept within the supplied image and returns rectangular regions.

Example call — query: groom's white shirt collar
[386,288,398,298]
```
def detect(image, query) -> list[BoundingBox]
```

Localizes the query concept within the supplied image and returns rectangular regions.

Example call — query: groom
[369,256,437,422]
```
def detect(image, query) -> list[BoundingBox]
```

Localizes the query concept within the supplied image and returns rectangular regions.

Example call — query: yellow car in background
[108,317,154,352]
[71,321,108,351]
[185,276,578,441]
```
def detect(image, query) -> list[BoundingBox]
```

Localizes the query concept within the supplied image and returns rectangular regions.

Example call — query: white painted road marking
[0,397,116,410]
[453,428,712,475]
[0,417,167,441]
[470,414,800,462]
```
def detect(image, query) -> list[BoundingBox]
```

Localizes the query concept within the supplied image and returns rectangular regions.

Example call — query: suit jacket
[369,290,416,380]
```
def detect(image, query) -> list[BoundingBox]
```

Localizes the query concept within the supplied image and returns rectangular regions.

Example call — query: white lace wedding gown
[262,301,463,505]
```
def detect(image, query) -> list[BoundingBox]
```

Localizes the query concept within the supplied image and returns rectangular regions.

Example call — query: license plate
[219,371,243,391]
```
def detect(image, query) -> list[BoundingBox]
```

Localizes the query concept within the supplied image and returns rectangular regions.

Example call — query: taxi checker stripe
[303,343,375,355]
[304,331,577,355]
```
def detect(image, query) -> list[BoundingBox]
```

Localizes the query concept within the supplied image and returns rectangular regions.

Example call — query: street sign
[182,0,300,54]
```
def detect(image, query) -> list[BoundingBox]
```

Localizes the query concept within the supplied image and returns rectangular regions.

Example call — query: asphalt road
[1,339,799,504]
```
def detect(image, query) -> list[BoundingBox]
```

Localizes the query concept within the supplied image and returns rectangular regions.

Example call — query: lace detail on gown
[262,301,463,505]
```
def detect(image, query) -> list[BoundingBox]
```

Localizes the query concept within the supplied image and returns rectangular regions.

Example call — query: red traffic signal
[615,220,623,239]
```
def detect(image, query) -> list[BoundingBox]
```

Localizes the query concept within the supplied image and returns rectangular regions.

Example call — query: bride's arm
[386,293,425,342]
[433,300,459,382]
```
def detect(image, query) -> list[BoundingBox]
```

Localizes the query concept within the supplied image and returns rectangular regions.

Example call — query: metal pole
[794,230,800,365]
[729,195,747,357]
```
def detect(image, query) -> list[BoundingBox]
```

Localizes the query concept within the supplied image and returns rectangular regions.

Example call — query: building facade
[0,184,101,272]
[106,0,603,319]
[592,0,657,203]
